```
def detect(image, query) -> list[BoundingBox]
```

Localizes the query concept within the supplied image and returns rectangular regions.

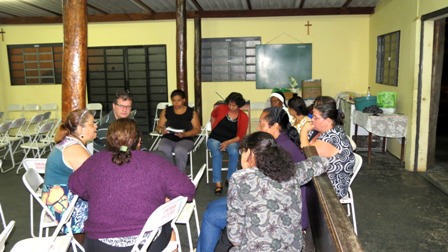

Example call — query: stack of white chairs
[17,121,54,174]
[131,196,187,252]
[0,203,15,252]
[176,164,206,252]
[11,193,84,252]
[0,117,26,172]
[340,153,363,235]
[21,113,45,142]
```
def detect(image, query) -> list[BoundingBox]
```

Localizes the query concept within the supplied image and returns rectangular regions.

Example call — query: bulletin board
[256,44,312,89]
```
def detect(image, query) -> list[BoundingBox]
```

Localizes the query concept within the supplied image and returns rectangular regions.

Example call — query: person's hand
[175,132,185,138]
[302,121,314,133]
[219,141,229,151]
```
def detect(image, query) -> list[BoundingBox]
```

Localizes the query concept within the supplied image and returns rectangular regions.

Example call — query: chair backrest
[22,158,47,174]
[22,114,45,136]
[50,195,79,240]
[22,168,56,221]
[131,196,187,252]
[0,122,12,135]
[41,103,58,111]
[0,221,15,252]
[130,109,137,119]
[193,164,207,187]
[152,102,171,131]
[0,203,6,229]
[350,153,363,186]
[8,117,26,137]
[87,103,103,122]
[346,134,357,151]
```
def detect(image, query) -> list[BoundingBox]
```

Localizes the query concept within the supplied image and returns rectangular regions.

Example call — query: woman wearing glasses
[156,89,201,173]
[42,108,97,244]
[300,96,355,198]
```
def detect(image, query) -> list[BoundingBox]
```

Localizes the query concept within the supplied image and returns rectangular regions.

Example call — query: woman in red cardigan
[207,92,249,195]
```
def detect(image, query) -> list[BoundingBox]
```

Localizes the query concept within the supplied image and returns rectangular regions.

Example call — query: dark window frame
[7,43,63,85]
[376,31,400,86]
[201,37,261,82]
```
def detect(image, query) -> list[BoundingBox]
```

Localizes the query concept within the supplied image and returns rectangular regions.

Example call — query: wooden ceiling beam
[190,0,203,12]
[0,7,375,24]
[131,0,155,14]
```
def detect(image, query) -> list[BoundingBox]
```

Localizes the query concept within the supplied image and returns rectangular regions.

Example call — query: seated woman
[69,118,195,252]
[42,108,97,243]
[300,96,355,198]
[207,92,248,195]
[269,91,293,123]
[156,89,201,173]
[227,132,328,251]
[288,95,311,136]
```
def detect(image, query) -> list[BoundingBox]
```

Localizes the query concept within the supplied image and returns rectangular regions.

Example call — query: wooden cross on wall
[0,29,5,42]
[305,21,312,35]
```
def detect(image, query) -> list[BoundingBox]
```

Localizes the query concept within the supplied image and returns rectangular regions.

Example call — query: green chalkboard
[256,44,312,89]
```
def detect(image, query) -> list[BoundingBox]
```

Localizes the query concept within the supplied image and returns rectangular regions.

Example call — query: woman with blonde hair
[43,108,97,243]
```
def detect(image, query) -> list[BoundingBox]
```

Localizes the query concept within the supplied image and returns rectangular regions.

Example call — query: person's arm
[156,109,168,134]
[300,122,339,158]
[227,176,244,247]
[64,145,91,171]
[68,160,90,200]
[160,157,196,201]
[175,111,201,138]
[295,156,329,186]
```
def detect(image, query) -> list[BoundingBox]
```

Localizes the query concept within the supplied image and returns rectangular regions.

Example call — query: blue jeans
[207,138,239,183]
[197,197,227,252]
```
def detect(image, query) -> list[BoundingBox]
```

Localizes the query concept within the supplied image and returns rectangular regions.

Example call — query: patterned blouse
[227,156,328,252]
[316,125,355,198]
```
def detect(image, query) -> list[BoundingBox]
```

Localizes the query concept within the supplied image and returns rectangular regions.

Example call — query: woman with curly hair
[227,132,328,251]
[69,118,195,252]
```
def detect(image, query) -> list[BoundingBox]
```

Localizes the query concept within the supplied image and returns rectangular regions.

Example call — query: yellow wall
[1,16,370,122]
[369,0,448,170]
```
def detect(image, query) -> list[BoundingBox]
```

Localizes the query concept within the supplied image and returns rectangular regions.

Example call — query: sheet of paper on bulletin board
[256,44,312,89]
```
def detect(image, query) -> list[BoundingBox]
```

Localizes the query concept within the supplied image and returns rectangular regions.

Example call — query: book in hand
[166,127,185,133]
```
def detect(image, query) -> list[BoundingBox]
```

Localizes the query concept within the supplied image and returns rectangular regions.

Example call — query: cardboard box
[302,79,322,99]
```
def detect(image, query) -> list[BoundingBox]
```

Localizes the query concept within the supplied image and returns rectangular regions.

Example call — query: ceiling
[0,0,379,24]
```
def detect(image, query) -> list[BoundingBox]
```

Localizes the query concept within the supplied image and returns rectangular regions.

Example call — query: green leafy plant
[288,76,301,89]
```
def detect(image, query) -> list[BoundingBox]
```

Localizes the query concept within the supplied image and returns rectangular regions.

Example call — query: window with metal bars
[7,43,63,85]
[376,31,400,86]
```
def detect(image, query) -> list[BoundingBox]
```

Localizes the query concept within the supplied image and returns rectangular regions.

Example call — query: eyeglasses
[312,114,323,120]
[115,103,132,110]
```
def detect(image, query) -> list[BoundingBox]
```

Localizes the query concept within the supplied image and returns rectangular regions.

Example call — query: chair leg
[0,144,16,173]
[350,201,357,235]
[193,204,200,237]
[185,222,193,252]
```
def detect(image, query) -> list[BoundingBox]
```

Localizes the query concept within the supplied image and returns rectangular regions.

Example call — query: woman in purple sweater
[69,118,195,252]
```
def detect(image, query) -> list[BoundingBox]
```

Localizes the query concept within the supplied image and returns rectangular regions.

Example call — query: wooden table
[353,111,408,167]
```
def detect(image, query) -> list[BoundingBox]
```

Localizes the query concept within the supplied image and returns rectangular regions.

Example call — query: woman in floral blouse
[227,132,328,251]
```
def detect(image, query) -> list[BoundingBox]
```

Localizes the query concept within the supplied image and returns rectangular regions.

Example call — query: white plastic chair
[6,104,23,121]
[23,104,41,121]
[21,113,45,141]
[86,103,103,124]
[40,103,58,121]
[340,153,363,235]
[152,102,171,133]
[0,118,26,173]
[11,194,84,252]
[22,167,58,238]
[0,220,15,252]
[131,196,188,252]
[347,134,357,151]
[176,164,206,252]
[17,121,54,174]
[22,158,47,174]
[205,120,229,183]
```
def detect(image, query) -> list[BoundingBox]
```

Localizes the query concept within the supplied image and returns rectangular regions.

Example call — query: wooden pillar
[61,0,88,120]
[176,0,188,101]
[194,17,202,122]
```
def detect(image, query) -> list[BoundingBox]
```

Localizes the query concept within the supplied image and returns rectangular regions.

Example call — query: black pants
[84,223,172,252]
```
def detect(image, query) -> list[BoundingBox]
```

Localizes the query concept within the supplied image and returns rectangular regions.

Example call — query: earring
[81,135,84,139]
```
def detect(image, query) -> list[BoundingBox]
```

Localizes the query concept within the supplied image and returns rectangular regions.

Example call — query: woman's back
[227,168,301,251]
[69,150,195,239]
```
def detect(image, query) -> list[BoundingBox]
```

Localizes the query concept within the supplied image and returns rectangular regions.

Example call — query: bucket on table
[354,96,377,111]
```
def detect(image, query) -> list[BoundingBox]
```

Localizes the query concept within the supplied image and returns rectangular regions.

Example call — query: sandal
[214,186,223,196]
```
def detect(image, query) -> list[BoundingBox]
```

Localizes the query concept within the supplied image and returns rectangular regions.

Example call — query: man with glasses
[93,90,133,152]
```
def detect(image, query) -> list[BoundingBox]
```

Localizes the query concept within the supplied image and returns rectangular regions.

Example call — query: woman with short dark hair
[207,92,249,195]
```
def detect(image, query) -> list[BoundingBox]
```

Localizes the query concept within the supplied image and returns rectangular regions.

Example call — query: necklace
[226,113,238,122]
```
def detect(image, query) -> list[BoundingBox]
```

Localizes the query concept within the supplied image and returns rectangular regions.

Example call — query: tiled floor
[1,135,447,251]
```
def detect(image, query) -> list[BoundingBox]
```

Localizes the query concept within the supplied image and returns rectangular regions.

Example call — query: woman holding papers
[156,89,201,172]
